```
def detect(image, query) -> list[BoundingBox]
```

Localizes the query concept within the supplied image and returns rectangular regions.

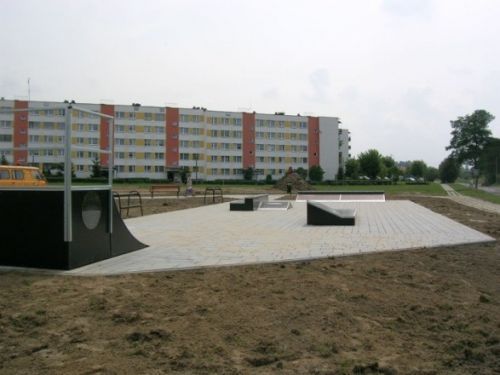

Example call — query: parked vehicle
[0,166,47,187]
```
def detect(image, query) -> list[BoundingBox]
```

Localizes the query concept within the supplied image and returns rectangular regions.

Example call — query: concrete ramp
[307,201,356,226]
[258,201,292,211]
[297,191,385,202]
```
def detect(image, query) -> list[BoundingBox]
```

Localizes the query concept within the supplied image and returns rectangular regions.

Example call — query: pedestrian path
[441,184,500,215]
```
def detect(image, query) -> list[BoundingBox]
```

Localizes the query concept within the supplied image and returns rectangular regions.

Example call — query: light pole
[194,153,199,182]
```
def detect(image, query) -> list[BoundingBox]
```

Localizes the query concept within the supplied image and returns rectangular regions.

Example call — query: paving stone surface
[69,200,494,275]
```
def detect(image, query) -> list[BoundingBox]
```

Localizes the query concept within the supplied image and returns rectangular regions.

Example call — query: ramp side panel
[0,190,69,269]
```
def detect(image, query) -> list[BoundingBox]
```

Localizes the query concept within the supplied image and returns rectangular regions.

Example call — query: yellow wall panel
[136,166,145,173]
[136,113,144,120]
[136,125,144,133]
[136,139,145,146]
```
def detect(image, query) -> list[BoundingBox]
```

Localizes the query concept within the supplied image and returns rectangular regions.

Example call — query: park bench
[229,194,269,211]
[150,184,180,198]
[113,191,144,218]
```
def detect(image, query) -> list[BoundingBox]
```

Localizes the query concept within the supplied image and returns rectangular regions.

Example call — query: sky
[1,0,499,167]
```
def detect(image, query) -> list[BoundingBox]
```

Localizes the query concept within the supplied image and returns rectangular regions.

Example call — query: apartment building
[0,99,349,181]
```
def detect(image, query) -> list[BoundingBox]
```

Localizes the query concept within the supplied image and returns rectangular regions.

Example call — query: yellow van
[0,166,47,187]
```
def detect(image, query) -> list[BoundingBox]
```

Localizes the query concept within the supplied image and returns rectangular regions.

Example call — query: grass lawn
[450,183,500,204]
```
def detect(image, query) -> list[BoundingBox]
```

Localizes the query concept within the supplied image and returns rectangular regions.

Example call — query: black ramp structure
[230,194,269,211]
[0,188,147,270]
[307,201,356,226]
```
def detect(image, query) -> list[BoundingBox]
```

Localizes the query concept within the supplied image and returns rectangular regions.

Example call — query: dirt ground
[0,197,499,374]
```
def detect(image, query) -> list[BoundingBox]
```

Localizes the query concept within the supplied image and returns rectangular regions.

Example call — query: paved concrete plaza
[69,200,494,275]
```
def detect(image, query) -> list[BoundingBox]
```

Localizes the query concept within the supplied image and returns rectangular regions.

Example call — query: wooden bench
[150,184,180,198]
[229,194,269,211]
[113,191,143,218]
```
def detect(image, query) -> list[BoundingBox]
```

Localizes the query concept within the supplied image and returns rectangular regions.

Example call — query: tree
[344,158,360,179]
[382,155,401,179]
[337,166,344,181]
[425,166,439,182]
[179,166,190,184]
[446,110,494,188]
[480,137,500,185]
[309,165,325,182]
[0,153,9,165]
[265,174,273,184]
[91,157,102,178]
[295,167,308,180]
[243,167,254,181]
[358,149,383,179]
[439,157,459,183]
[409,160,427,178]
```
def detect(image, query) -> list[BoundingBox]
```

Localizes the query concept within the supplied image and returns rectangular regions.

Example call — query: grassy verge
[313,182,446,196]
[450,183,500,204]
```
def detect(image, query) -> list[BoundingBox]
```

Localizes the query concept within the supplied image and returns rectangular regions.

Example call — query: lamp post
[194,153,199,182]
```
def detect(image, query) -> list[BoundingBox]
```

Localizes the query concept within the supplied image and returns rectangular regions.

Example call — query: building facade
[0,99,350,181]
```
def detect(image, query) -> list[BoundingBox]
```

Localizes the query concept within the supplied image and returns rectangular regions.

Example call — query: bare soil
[0,197,499,374]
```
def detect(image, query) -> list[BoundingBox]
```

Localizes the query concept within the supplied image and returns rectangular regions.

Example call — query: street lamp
[194,153,199,182]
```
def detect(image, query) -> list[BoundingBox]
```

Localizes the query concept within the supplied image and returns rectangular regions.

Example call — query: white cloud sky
[1,0,499,166]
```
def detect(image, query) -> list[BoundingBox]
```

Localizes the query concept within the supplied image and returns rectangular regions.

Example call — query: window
[155,166,164,172]
[0,134,12,142]
[210,155,218,162]
[0,170,10,179]
[144,113,153,121]
[128,165,135,173]
[0,121,12,128]
[210,143,217,149]
[77,165,85,172]
[236,143,242,150]
[180,140,189,148]
[180,153,189,160]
